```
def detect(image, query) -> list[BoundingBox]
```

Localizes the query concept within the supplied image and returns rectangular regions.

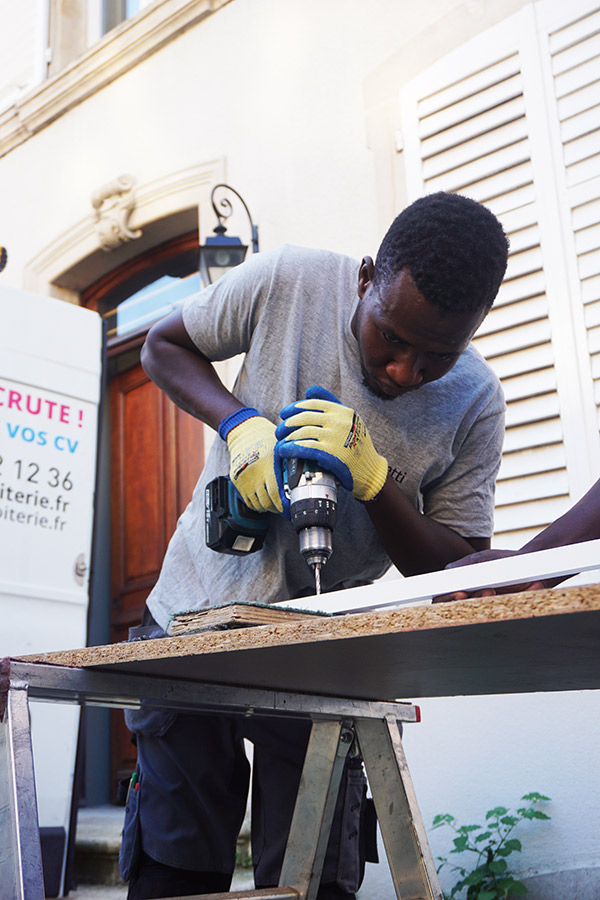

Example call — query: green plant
[432,791,551,900]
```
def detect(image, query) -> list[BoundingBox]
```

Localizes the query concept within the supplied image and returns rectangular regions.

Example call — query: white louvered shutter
[399,0,600,549]
[540,3,600,441]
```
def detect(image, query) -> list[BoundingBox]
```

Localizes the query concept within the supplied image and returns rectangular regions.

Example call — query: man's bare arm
[365,475,490,576]
[140,309,243,430]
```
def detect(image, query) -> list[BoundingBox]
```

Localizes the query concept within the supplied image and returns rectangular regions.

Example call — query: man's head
[352,192,509,400]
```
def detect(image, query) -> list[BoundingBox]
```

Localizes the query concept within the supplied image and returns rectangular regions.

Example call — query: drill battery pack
[205,475,269,555]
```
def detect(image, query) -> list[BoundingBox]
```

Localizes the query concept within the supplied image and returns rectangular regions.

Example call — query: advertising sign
[0,284,102,888]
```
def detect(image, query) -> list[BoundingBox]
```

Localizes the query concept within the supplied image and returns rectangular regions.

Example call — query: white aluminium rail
[278,539,600,615]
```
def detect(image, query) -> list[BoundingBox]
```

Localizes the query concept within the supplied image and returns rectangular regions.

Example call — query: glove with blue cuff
[219,408,284,514]
[276,386,388,502]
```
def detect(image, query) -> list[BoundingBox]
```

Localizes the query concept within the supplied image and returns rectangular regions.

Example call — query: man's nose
[386,350,424,387]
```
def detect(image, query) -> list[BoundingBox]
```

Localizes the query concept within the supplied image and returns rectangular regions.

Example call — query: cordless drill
[205,459,338,595]
[283,457,337,595]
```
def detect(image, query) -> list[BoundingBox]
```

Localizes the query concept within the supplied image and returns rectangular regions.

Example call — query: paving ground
[70,805,254,898]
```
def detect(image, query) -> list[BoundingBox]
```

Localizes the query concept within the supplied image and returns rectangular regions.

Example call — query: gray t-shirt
[146,245,505,630]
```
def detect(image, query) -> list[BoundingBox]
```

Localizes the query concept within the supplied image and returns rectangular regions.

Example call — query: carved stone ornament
[91,174,143,251]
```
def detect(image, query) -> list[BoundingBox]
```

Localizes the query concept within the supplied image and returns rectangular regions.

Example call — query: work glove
[219,408,285,514]
[276,386,388,502]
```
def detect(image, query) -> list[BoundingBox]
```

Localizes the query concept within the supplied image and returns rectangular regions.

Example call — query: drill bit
[313,563,321,596]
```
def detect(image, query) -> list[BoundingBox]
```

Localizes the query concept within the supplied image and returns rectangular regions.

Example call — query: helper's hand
[432,548,546,603]
[276,385,388,502]
[219,408,284,514]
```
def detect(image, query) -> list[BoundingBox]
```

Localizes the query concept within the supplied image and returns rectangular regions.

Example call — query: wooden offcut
[18,585,600,700]
[168,602,328,635]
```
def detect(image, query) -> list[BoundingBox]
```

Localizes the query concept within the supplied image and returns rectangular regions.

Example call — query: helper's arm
[438,477,600,600]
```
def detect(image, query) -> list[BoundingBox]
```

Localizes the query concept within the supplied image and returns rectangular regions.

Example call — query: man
[119,192,509,899]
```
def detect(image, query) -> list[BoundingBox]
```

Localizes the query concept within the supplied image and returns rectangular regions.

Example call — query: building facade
[0,1,598,896]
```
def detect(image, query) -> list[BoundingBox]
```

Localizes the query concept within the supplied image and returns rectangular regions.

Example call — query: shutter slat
[422,118,528,177]
[561,104,600,144]
[566,153,600,188]
[427,160,534,202]
[500,367,557,402]
[498,442,566,479]
[493,495,571,534]
[419,73,523,139]
[581,272,600,304]
[494,269,546,306]
[424,140,531,190]
[504,393,560,428]
[495,469,569,505]
[502,418,563,452]
[587,323,600,354]
[484,343,555,379]
[584,299,600,328]
[504,245,543,280]
[563,130,600,167]
[578,247,600,280]
[550,19,600,71]
[476,295,547,337]
[553,42,600,94]
[420,96,526,159]
[475,319,551,357]
[417,54,520,119]
[557,80,600,121]
[574,221,600,255]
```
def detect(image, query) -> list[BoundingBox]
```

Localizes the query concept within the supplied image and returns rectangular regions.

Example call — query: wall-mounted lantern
[199,184,259,285]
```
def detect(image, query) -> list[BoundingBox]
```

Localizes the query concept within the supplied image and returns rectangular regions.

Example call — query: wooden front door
[109,361,204,795]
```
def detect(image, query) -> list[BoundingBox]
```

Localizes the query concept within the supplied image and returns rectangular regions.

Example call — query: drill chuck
[284,459,337,591]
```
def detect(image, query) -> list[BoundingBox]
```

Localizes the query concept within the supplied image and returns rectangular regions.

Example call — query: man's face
[351,258,486,401]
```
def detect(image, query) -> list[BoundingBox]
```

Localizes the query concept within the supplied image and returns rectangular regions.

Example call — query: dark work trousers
[119,616,369,900]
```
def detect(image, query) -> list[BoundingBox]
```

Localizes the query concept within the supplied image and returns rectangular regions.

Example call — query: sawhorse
[0,659,442,900]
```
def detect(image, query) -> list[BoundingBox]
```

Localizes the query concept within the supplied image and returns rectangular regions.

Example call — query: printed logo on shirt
[388,465,407,485]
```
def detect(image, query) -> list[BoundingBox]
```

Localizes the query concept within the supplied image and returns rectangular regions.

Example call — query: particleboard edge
[14,584,600,671]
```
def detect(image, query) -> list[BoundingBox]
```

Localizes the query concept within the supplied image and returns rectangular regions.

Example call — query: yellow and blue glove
[275,386,388,502]
[219,408,286,515]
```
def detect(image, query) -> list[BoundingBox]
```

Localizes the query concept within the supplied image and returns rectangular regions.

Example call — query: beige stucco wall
[0,0,530,295]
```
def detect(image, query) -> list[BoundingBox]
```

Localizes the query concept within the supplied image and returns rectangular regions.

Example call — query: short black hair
[374,192,509,313]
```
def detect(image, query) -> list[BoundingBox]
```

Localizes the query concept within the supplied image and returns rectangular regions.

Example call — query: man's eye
[430,351,456,362]
[382,330,402,344]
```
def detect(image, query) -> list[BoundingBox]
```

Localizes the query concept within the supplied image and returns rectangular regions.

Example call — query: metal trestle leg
[356,715,443,900]
[0,681,44,900]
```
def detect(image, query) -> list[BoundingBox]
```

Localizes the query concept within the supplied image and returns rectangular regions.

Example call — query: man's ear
[357,256,375,298]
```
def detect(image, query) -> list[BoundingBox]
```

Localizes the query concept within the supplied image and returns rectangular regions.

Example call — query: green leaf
[531,810,551,819]
[453,835,469,852]
[463,869,486,885]
[522,792,550,802]
[508,880,529,894]
[476,891,497,900]
[504,839,522,852]
[486,806,508,819]
[433,813,455,826]
[475,831,493,843]
[459,824,482,833]
[500,816,518,826]
[488,859,508,874]
[496,838,522,856]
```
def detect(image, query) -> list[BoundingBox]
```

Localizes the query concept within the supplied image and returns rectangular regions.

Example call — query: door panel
[109,361,204,796]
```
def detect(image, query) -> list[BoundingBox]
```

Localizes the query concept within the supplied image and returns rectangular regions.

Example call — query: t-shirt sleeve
[181,248,279,361]
[422,399,505,539]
